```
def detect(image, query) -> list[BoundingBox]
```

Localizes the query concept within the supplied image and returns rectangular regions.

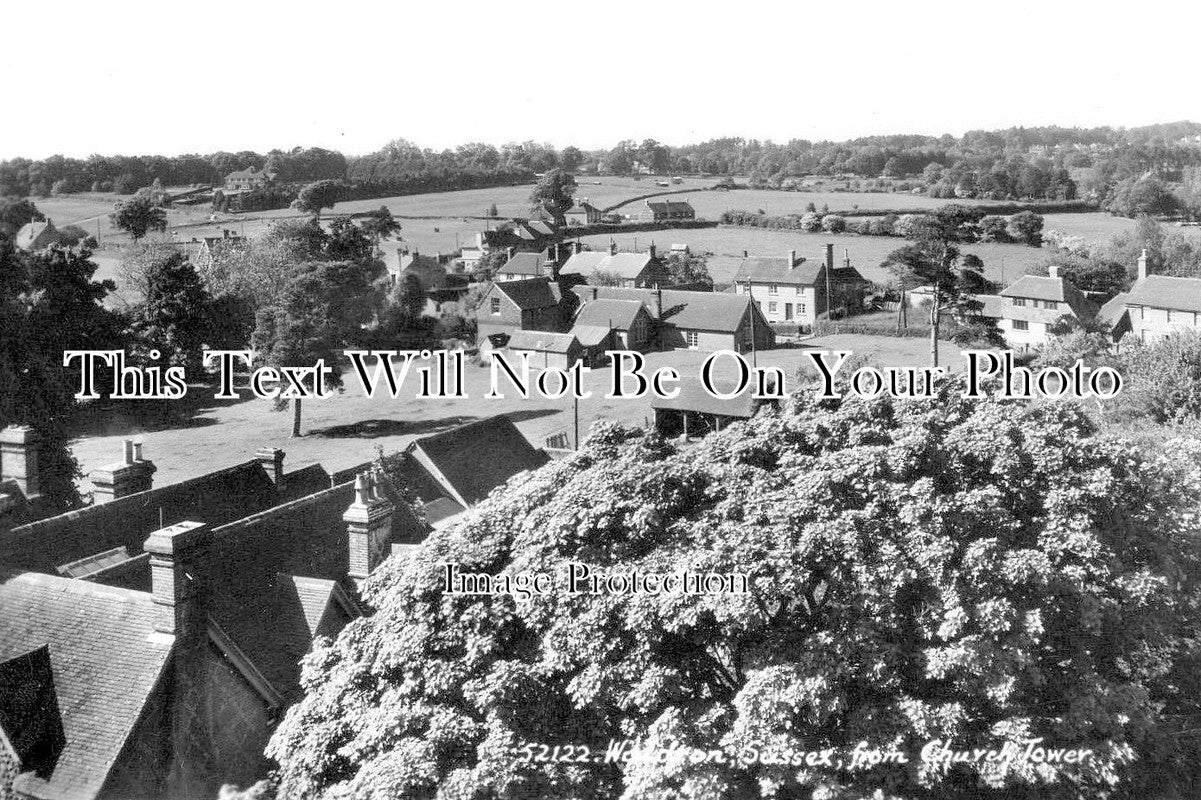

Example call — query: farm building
[559,243,672,288]
[505,330,584,370]
[650,378,767,439]
[14,220,60,252]
[572,286,774,353]
[975,265,1095,350]
[475,277,566,341]
[733,244,868,326]
[565,200,605,226]
[571,298,653,351]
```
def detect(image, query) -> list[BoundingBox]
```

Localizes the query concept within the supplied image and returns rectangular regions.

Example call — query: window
[1013,298,1026,307]
[490,297,501,315]
[685,331,699,348]
[1012,320,1029,331]
[1167,309,1173,322]
[799,303,806,315]
[768,302,777,313]
[1044,300,1058,310]
[768,284,779,295]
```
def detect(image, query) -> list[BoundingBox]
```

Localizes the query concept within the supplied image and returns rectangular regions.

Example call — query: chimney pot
[255,446,286,489]
[345,471,395,586]
[133,442,144,461]
[124,440,135,465]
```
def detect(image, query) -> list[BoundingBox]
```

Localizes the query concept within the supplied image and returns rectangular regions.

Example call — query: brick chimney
[144,521,209,637]
[1048,265,1060,279]
[344,472,394,588]
[788,249,797,270]
[255,447,285,490]
[653,287,663,318]
[507,246,516,260]
[1138,249,1148,281]
[0,425,40,501]
[648,242,657,259]
[92,440,156,504]
[825,243,835,272]
[609,240,618,256]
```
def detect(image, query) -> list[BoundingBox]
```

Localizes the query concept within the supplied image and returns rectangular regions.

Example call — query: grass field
[680,189,988,219]
[1040,212,1201,242]
[576,227,1048,287]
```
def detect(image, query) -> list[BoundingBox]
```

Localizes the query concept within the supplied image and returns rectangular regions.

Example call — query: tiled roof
[570,286,757,333]
[408,416,548,507]
[1127,275,1201,314]
[560,251,653,281]
[494,277,562,311]
[1000,275,1072,302]
[506,330,579,354]
[574,299,647,331]
[497,251,549,278]
[1098,292,1130,326]
[0,572,172,800]
[571,324,611,347]
[734,255,820,285]
[2,461,279,576]
[975,294,1076,324]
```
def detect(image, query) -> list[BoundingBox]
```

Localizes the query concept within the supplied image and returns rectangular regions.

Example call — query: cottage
[643,199,695,222]
[476,277,565,341]
[571,298,653,351]
[559,243,673,288]
[571,286,774,353]
[14,219,60,252]
[975,265,1095,350]
[192,230,246,272]
[496,249,555,282]
[505,330,584,370]
[733,244,868,326]
[565,200,604,226]
[1122,250,1201,343]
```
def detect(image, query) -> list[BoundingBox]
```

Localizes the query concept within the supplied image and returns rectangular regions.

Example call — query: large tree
[250,259,381,437]
[359,206,402,258]
[292,179,344,221]
[128,251,214,376]
[528,168,577,227]
[110,194,167,241]
[268,389,1201,799]
[883,205,992,367]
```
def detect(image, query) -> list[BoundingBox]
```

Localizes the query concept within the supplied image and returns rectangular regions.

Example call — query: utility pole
[574,394,580,451]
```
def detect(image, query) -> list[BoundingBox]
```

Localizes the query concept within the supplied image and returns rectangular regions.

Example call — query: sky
[3,0,1199,160]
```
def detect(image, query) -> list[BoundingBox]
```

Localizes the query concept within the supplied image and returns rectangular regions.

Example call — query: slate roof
[506,330,579,354]
[205,480,423,699]
[1126,275,1201,313]
[574,299,646,331]
[408,416,549,507]
[494,277,562,311]
[0,572,172,800]
[497,251,549,278]
[733,255,868,287]
[560,251,654,281]
[1098,292,1131,327]
[976,295,1076,324]
[2,461,280,576]
[571,324,612,347]
[0,644,65,777]
[1001,274,1074,303]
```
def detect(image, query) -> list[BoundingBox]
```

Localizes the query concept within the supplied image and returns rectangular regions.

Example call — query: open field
[680,189,989,219]
[64,338,966,489]
[1041,212,1201,242]
[577,227,1048,287]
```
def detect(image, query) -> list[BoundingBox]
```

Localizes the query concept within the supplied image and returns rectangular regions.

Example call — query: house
[1122,250,1201,343]
[651,378,766,438]
[571,298,653,351]
[14,220,60,252]
[475,277,565,341]
[975,265,1095,350]
[565,200,604,226]
[572,286,774,353]
[642,199,695,222]
[223,167,273,191]
[479,219,562,256]
[0,441,428,800]
[505,330,584,370]
[496,249,555,282]
[733,244,868,326]
[559,243,673,289]
[393,249,456,287]
[386,415,549,527]
[1097,292,1132,341]
[192,230,246,272]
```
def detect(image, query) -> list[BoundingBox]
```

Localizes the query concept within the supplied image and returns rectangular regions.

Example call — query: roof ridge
[212,481,354,537]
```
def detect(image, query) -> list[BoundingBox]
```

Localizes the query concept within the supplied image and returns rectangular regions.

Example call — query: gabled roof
[650,378,761,419]
[975,294,1077,324]
[1000,275,1071,302]
[225,167,270,181]
[493,277,562,311]
[1126,275,1201,314]
[497,251,549,278]
[15,220,58,251]
[570,286,757,333]
[0,645,65,777]
[506,330,579,354]
[571,324,612,347]
[408,415,548,507]
[0,572,173,800]
[560,251,656,281]
[574,299,647,331]
[1098,292,1131,327]
[645,199,694,213]
[734,255,821,285]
